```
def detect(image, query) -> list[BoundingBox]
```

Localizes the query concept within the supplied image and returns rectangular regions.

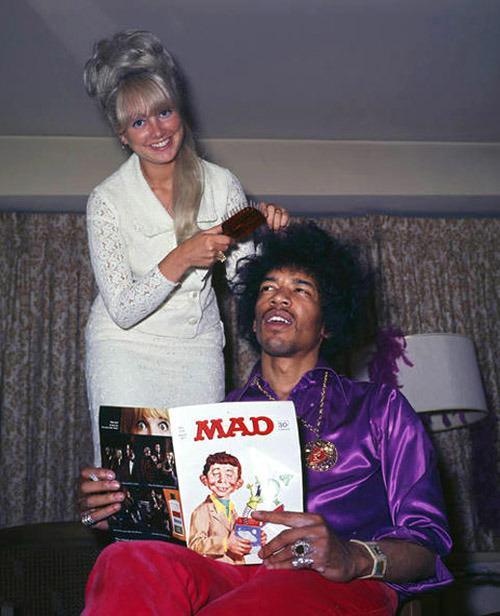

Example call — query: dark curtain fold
[0,211,499,556]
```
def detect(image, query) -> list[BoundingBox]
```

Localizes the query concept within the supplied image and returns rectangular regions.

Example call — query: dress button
[188,317,198,325]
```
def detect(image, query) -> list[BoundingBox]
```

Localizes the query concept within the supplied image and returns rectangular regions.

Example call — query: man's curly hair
[231,221,372,360]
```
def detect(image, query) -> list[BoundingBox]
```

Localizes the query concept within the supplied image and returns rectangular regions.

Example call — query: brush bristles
[222,202,266,239]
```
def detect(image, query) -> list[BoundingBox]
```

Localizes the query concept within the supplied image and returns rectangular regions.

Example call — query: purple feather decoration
[367,327,413,389]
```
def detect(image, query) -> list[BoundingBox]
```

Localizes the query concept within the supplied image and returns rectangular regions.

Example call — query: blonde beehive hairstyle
[84,29,203,243]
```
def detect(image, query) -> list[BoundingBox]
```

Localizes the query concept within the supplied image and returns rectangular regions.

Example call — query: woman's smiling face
[119,106,184,168]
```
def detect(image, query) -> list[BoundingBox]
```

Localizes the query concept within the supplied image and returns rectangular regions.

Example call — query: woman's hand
[252,510,365,582]
[179,224,233,268]
[259,202,290,232]
[77,467,124,530]
[159,224,232,282]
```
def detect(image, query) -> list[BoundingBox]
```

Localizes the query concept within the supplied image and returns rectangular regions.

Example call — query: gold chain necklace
[253,371,338,472]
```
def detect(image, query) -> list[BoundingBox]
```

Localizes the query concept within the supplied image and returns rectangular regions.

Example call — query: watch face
[369,543,387,578]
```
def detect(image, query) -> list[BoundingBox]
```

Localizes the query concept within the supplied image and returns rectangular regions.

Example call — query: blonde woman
[83,30,289,463]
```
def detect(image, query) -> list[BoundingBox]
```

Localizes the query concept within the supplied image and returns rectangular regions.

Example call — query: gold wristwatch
[350,539,388,579]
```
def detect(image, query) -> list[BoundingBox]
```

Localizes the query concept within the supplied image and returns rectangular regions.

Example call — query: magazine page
[99,406,186,544]
[169,400,303,565]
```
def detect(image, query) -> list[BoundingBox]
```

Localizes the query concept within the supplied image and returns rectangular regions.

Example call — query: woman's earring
[119,136,129,151]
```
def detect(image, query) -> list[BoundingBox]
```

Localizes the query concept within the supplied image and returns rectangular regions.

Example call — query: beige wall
[2,136,500,214]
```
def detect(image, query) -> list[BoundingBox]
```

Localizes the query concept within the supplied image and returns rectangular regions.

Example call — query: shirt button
[191,291,198,298]
[188,317,198,325]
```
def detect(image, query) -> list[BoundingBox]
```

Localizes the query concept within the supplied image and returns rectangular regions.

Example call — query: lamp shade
[354,333,488,431]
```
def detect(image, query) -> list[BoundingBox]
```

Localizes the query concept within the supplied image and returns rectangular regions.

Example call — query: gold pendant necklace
[254,371,338,472]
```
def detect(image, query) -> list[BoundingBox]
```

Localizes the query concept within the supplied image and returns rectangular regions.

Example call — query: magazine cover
[99,406,186,544]
[99,401,303,564]
[169,400,303,565]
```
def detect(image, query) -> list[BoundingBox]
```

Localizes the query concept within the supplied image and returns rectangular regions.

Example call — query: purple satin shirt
[225,359,453,598]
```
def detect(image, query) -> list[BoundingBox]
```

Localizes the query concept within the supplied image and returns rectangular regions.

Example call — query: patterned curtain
[0,214,95,527]
[1,212,499,555]
[361,215,500,552]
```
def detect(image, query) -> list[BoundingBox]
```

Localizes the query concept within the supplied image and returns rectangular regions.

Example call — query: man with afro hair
[81,222,452,616]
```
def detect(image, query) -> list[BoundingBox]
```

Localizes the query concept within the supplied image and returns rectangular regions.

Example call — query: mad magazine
[99,401,303,564]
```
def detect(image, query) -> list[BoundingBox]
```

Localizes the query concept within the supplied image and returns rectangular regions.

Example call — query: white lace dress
[85,154,254,463]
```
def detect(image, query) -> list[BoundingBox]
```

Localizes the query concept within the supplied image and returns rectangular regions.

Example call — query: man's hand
[252,510,367,582]
[77,468,125,530]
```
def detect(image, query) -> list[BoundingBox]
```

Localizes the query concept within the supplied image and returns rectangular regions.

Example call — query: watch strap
[350,539,388,579]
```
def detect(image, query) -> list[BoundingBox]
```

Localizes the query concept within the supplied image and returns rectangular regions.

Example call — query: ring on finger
[216,251,226,263]
[81,512,95,527]
[292,556,314,569]
[291,538,312,558]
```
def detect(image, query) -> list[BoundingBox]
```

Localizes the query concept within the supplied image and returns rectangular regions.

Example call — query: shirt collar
[236,357,344,400]
[210,494,235,518]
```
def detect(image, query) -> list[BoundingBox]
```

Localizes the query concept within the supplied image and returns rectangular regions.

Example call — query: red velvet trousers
[83,541,398,615]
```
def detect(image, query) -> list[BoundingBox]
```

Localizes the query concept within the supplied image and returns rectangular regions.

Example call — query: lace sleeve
[224,171,256,283]
[87,191,177,329]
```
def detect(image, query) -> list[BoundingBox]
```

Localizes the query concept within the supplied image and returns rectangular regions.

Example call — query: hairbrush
[221,201,266,239]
